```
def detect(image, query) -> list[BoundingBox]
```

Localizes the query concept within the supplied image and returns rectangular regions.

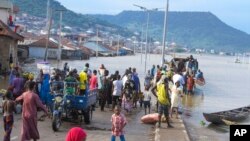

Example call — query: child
[187,74,195,95]
[143,86,151,115]
[111,106,127,141]
[2,91,16,141]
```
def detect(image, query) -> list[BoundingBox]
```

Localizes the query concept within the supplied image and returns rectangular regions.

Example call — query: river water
[1,53,250,141]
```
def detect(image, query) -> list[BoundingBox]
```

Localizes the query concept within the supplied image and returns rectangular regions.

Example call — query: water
[1,53,250,140]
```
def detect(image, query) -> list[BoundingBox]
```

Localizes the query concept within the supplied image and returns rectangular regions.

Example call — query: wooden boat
[195,78,206,86]
[203,105,250,124]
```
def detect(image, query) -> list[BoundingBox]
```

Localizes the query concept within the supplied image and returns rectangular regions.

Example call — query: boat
[203,105,250,125]
[24,58,36,64]
[195,78,206,86]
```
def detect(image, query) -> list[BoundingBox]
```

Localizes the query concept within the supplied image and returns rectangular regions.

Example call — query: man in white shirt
[112,75,123,110]
[172,71,185,87]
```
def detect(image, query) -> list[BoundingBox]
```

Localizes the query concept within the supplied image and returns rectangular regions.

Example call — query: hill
[95,11,250,52]
[12,0,132,36]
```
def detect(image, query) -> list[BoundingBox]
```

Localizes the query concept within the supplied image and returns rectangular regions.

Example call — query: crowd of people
[0,54,204,141]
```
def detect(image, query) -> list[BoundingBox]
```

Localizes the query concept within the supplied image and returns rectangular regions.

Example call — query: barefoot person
[111,106,127,141]
[15,81,48,141]
[151,76,173,128]
[2,91,16,141]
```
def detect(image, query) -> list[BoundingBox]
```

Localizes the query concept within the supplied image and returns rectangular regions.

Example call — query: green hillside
[13,0,132,36]
[95,11,250,52]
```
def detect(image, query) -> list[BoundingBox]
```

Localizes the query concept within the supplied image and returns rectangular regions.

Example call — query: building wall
[0,36,18,69]
[29,46,58,59]
[0,9,9,24]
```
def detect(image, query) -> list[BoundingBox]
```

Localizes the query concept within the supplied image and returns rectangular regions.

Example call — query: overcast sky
[58,0,250,34]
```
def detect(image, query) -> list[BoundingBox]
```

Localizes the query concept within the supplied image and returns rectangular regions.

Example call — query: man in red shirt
[89,70,98,90]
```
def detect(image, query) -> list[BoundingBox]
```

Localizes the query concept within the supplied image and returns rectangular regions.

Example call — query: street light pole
[145,12,150,73]
[44,9,52,62]
[134,4,159,73]
[117,34,120,56]
[57,10,65,62]
[161,0,169,66]
[140,26,144,64]
[96,28,99,58]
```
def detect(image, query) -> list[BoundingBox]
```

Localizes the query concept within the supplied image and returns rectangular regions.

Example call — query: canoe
[203,105,250,124]
[195,78,205,86]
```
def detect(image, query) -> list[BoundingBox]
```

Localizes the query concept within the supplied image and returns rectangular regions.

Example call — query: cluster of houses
[0,0,134,71]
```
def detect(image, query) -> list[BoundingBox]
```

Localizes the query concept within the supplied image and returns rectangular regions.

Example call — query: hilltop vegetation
[95,11,250,52]
[13,0,132,36]
[13,0,250,52]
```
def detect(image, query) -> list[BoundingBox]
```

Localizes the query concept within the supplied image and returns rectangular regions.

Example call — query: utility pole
[46,0,50,30]
[57,10,65,62]
[140,26,144,64]
[133,4,158,73]
[145,12,149,73]
[117,34,120,56]
[96,28,99,57]
[161,0,169,66]
[44,9,52,61]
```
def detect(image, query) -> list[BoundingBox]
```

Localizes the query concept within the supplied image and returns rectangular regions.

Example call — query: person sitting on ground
[143,86,151,115]
[65,127,87,141]
[111,106,127,141]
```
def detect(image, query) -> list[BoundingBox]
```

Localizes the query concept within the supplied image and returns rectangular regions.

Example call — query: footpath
[155,115,190,141]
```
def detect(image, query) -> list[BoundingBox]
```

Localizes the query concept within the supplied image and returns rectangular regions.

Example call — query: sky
[58,0,250,34]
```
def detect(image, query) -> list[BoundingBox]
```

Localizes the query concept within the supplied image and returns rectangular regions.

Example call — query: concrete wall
[29,46,57,59]
[0,36,18,69]
[0,9,9,24]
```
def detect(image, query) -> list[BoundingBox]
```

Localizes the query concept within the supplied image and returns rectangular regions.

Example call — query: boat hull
[203,106,250,124]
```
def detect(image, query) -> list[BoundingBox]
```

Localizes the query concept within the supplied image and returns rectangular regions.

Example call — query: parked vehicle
[50,81,97,131]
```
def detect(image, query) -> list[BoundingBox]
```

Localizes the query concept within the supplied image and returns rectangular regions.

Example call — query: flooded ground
[1,53,250,140]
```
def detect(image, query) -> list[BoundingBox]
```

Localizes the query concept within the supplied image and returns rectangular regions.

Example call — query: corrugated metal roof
[83,42,110,52]
[29,38,58,48]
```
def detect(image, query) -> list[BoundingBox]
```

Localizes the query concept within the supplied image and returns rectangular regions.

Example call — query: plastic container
[37,62,51,74]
